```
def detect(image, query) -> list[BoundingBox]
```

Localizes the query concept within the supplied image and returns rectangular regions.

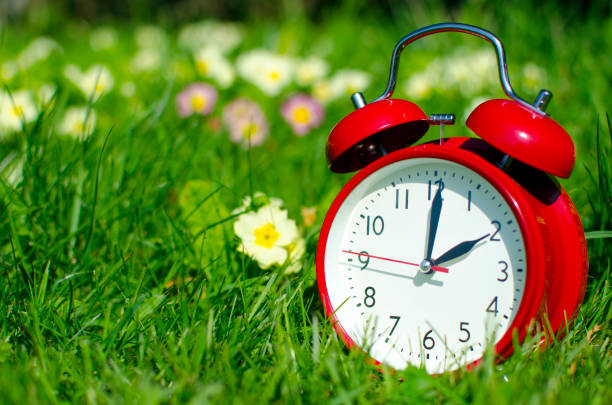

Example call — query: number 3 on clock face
[318,156,530,374]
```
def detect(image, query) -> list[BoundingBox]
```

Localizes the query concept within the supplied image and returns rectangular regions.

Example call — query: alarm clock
[316,23,588,374]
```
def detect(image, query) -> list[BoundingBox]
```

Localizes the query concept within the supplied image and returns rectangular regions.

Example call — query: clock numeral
[459,322,471,342]
[489,221,502,241]
[422,329,435,350]
[357,251,370,270]
[363,286,376,308]
[497,260,509,282]
[395,189,409,209]
[467,190,472,211]
[427,179,445,200]
[486,296,499,316]
[366,215,384,236]
[388,315,401,337]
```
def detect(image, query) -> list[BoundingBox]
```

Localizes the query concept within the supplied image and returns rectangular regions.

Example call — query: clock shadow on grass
[350,264,444,287]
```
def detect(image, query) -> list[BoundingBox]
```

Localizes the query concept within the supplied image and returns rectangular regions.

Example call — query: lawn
[0,0,610,403]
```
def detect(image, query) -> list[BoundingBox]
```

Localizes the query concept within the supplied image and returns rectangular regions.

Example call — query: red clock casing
[316,137,588,368]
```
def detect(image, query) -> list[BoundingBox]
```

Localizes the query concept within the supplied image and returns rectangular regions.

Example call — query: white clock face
[323,157,527,373]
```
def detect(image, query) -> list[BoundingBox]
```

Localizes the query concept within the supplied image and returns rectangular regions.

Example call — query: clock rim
[316,140,547,372]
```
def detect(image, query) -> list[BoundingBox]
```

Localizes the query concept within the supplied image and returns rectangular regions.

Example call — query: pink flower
[280,93,324,136]
[222,97,269,148]
[176,82,218,117]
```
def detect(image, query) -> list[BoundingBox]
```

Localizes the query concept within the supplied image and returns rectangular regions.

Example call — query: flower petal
[241,241,287,269]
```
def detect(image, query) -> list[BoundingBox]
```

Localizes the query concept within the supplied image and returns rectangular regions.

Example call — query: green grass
[0,1,611,403]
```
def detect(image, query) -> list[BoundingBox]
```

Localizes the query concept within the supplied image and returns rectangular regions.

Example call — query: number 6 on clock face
[318,155,533,374]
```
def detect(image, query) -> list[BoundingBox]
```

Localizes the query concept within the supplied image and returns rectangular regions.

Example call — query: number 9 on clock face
[318,157,528,373]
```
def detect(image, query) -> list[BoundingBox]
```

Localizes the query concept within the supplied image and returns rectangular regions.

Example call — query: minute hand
[432,233,490,266]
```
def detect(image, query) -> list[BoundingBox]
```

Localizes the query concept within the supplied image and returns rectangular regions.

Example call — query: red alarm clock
[316,23,588,374]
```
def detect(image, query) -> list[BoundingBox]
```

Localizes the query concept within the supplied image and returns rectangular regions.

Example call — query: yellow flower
[254,223,280,248]
[234,200,300,269]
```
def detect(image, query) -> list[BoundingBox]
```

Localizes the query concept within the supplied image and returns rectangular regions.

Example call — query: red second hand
[342,250,449,273]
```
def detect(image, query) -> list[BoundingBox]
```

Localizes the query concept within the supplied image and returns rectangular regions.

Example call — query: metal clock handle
[351,22,551,115]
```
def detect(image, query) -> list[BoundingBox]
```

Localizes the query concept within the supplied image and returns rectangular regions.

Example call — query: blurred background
[2,0,611,23]
[1,0,610,232]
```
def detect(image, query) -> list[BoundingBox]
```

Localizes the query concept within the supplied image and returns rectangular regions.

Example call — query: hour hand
[433,233,490,266]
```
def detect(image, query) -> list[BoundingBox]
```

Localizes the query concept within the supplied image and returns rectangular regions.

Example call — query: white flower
[284,237,306,274]
[58,107,96,139]
[446,58,471,85]
[129,48,163,73]
[64,64,114,101]
[120,81,136,98]
[401,48,497,99]
[470,49,497,79]
[295,57,329,86]
[234,201,299,269]
[329,69,371,100]
[312,79,334,104]
[135,25,168,49]
[1,61,18,81]
[0,90,38,133]
[236,49,293,96]
[522,62,546,92]
[451,49,497,96]
[194,46,235,88]
[178,21,243,53]
[90,26,118,51]
[17,37,60,69]
[403,71,434,100]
